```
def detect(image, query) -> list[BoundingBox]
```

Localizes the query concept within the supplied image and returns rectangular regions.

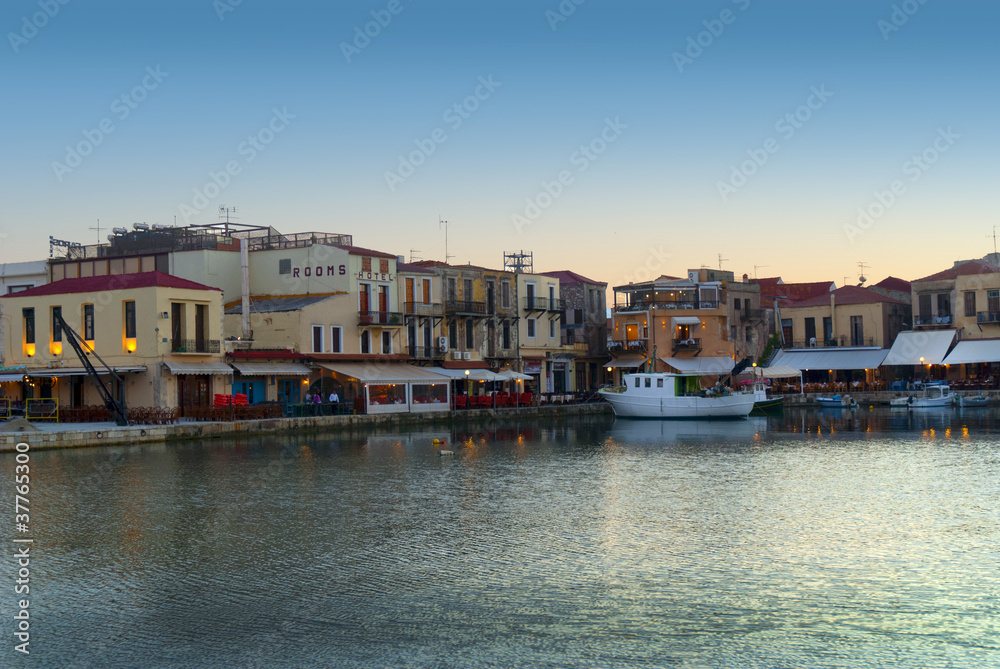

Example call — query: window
[447,277,457,302]
[465,319,474,349]
[312,325,324,353]
[745,326,752,343]
[937,293,951,317]
[23,308,35,345]
[823,317,833,345]
[990,290,1000,314]
[463,278,473,301]
[645,377,651,388]
[382,331,392,354]
[124,301,136,339]
[362,256,372,272]
[359,283,371,313]
[548,284,555,303]
[360,330,371,354]
[422,278,431,304]
[734,298,741,311]
[449,320,457,349]
[804,317,816,345]
[657,378,664,388]
[965,291,977,318]
[52,307,62,343]
[83,304,95,341]
[330,326,342,353]
[549,319,556,338]
[380,258,389,274]
[918,293,932,320]
[278,259,291,275]
[501,281,511,308]
[850,315,864,346]
[526,283,536,308]
[634,377,640,388]
[527,318,536,338]
[502,320,511,349]
[422,324,432,350]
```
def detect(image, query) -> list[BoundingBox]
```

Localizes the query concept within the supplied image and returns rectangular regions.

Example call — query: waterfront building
[541,270,608,390]
[769,284,910,385]
[609,269,758,384]
[749,277,836,345]
[1,259,49,295]
[515,270,567,392]
[0,272,228,415]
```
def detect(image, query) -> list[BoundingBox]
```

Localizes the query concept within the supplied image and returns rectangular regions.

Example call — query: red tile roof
[540,270,607,286]
[872,276,911,293]
[334,245,399,260]
[751,278,834,308]
[0,271,221,298]
[396,262,435,274]
[785,285,906,308]
[914,260,999,282]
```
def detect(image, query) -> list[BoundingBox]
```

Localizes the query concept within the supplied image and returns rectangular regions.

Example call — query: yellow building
[0,271,227,414]
[516,271,567,391]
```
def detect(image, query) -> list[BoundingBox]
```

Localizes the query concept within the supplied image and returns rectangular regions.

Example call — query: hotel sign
[357,272,394,281]
[289,265,347,278]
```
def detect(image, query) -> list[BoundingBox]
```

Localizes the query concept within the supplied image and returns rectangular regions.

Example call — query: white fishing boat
[599,372,754,419]
[815,394,856,409]
[909,382,956,409]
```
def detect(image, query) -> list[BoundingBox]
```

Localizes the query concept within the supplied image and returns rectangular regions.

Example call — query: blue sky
[1,0,997,287]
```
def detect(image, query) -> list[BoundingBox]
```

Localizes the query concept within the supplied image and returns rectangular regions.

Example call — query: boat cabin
[623,373,726,398]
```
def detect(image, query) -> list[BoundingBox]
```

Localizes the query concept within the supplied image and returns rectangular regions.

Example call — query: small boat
[816,395,845,408]
[599,372,754,419]
[909,382,956,409]
[889,395,914,408]
[958,393,989,407]
[750,380,784,415]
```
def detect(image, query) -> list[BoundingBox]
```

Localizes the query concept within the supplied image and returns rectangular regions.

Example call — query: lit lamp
[50,342,62,356]
[125,338,137,354]
[24,343,35,358]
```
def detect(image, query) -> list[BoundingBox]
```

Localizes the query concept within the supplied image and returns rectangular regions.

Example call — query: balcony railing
[171,339,220,354]
[408,345,445,360]
[444,300,487,316]
[359,311,404,326]
[672,337,702,351]
[914,314,953,326]
[403,302,444,317]
[614,300,720,312]
[734,308,765,321]
[786,337,877,349]
[607,339,648,353]
[977,311,1000,324]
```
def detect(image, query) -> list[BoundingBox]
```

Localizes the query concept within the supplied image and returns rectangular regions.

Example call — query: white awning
[882,330,956,365]
[495,370,533,381]
[671,316,702,326]
[760,365,803,378]
[425,367,505,382]
[941,340,1000,365]
[163,361,234,376]
[0,374,24,383]
[317,362,446,383]
[659,356,734,374]
[607,355,647,368]
[769,348,888,371]
[232,362,311,376]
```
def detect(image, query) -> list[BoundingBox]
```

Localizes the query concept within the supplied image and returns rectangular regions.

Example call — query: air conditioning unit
[451,350,463,360]
[438,336,448,352]
[462,352,471,361]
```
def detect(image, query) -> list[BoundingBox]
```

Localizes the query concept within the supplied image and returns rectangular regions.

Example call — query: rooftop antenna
[718,253,728,270]
[989,226,998,255]
[89,219,104,245]
[857,261,869,286]
[218,205,238,235]
[439,216,454,264]
[409,249,421,263]
[753,264,768,279]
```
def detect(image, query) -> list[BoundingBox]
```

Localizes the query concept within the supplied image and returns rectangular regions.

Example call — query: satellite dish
[859,275,867,284]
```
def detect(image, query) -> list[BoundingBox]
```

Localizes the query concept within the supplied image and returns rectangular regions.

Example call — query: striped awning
[231,362,311,376]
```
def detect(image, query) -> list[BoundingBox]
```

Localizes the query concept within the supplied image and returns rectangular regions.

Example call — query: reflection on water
[3,410,1000,668]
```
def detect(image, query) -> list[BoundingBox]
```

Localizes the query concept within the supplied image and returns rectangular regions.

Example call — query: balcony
[614,300,720,312]
[408,345,445,360]
[672,337,702,351]
[403,302,444,317]
[444,300,487,316]
[172,339,220,354]
[359,311,404,326]
[608,339,648,353]
[977,311,1000,324]
[734,308,765,321]
[914,314,953,327]
[786,337,878,349]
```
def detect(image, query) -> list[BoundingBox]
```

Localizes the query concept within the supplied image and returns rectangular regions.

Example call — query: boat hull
[599,390,755,419]
[751,397,784,415]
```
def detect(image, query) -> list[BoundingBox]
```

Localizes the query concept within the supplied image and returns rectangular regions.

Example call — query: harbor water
[2,407,999,668]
